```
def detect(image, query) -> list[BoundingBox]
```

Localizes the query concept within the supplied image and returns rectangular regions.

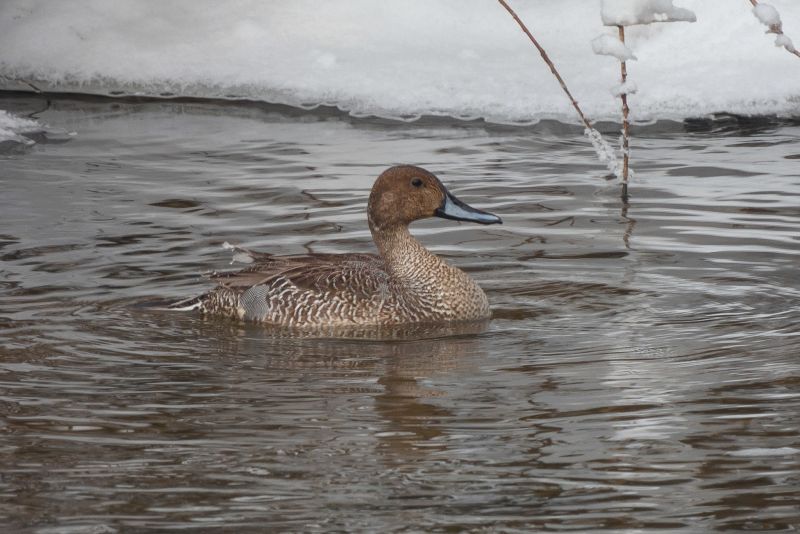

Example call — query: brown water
[1,94,799,532]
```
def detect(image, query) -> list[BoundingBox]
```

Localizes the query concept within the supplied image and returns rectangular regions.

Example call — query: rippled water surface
[1,95,799,532]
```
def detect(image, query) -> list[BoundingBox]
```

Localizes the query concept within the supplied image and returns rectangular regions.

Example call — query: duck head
[367,165,502,231]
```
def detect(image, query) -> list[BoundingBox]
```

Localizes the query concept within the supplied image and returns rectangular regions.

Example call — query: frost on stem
[593,0,696,189]
[752,2,800,56]
[584,128,620,177]
[592,26,638,184]
[0,109,43,146]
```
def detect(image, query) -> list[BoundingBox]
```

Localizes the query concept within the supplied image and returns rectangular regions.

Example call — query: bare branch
[618,26,630,201]
[496,0,594,130]
[497,0,626,198]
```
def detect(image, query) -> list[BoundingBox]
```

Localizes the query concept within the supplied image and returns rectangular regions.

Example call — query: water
[1,94,799,532]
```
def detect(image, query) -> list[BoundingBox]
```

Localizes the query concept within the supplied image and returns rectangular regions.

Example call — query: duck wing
[211,253,389,299]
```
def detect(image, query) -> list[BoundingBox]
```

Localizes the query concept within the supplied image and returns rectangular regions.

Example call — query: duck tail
[166,294,206,312]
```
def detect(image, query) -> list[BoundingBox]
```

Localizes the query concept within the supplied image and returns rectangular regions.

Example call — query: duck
[170,165,502,326]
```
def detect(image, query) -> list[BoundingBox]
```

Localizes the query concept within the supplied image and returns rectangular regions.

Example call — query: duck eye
[411,178,424,188]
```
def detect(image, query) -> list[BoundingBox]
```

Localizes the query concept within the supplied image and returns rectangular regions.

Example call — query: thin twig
[496,0,593,130]
[497,0,625,198]
[618,26,630,201]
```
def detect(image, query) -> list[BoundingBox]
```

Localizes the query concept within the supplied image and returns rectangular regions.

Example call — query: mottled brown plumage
[172,165,501,326]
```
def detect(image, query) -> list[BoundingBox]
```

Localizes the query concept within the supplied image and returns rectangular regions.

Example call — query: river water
[1,94,799,532]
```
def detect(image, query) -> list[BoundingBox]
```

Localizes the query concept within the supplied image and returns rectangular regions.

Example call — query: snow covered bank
[1,0,799,124]
[601,0,696,26]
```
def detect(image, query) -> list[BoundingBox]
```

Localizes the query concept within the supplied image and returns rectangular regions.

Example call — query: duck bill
[434,191,502,225]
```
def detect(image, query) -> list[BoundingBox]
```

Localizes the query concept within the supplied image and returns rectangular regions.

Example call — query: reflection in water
[621,200,636,251]
[373,333,477,461]
[200,318,488,462]
[1,95,799,531]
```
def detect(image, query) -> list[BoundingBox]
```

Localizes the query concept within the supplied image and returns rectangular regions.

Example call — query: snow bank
[0,0,799,123]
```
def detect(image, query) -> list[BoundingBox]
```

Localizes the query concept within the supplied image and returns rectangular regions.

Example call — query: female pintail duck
[172,165,502,326]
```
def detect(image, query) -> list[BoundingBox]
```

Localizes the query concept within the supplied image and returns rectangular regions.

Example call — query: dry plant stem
[497,0,624,197]
[618,25,630,201]
[496,0,593,130]
[748,0,800,59]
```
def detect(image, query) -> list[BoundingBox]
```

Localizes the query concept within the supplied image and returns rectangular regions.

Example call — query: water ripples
[1,95,799,531]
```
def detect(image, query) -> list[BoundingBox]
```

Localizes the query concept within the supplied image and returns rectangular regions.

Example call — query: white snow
[753,3,782,28]
[611,80,638,96]
[0,110,42,145]
[592,34,637,61]
[601,0,696,26]
[0,0,799,123]
[775,33,796,52]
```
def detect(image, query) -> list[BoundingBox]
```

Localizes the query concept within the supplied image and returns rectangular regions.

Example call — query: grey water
[1,94,799,532]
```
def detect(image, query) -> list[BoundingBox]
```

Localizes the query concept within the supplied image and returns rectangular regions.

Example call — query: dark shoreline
[3,89,799,135]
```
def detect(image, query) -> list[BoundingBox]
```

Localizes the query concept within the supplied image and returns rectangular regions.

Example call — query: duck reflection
[372,325,487,460]
[195,316,489,460]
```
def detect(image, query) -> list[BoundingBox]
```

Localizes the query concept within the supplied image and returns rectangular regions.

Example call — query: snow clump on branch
[591,34,637,61]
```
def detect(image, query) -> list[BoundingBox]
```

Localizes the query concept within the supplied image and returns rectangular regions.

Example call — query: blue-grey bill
[435,192,502,225]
